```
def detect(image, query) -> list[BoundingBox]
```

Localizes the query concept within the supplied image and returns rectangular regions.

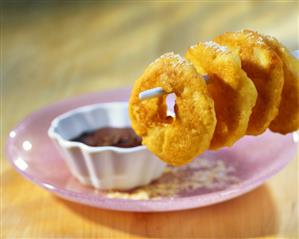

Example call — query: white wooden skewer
[139,50,299,101]
[139,74,209,100]
[139,87,166,100]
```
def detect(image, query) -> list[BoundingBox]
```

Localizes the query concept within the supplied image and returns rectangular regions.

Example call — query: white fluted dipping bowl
[48,102,166,190]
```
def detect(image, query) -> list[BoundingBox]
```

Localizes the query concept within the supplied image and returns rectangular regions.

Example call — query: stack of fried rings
[129,29,299,166]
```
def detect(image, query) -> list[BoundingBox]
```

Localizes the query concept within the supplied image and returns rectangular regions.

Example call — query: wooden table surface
[2,1,298,238]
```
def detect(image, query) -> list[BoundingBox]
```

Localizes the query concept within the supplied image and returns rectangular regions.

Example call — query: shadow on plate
[57,184,277,238]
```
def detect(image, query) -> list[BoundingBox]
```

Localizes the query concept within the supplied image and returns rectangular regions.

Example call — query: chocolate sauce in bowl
[71,127,142,148]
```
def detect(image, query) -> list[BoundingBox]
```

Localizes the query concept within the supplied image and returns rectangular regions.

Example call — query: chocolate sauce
[71,127,142,148]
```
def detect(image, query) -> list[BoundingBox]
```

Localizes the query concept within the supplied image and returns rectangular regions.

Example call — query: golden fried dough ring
[129,53,216,166]
[186,41,257,149]
[261,35,299,134]
[214,29,284,135]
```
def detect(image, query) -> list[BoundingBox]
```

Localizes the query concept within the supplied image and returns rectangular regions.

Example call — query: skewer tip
[139,87,166,100]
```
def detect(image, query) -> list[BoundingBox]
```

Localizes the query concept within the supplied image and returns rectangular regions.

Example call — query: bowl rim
[48,101,146,153]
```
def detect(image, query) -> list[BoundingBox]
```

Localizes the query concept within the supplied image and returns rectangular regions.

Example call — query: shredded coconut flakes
[105,157,240,200]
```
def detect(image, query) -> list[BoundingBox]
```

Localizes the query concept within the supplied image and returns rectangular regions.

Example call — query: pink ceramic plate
[6,88,297,212]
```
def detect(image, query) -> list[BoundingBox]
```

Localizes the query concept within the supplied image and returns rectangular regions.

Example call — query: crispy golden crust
[261,35,299,134]
[214,29,284,135]
[186,41,257,149]
[129,53,216,166]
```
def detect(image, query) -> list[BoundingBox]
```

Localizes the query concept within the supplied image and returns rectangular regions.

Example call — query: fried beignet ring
[214,29,284,135]
[186,41,257,149]
[129,53,216,166]
[261,35,299,134]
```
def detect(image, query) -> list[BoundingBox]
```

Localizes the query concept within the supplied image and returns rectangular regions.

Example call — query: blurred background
[2,1,299,237]
[2,0,299,152]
